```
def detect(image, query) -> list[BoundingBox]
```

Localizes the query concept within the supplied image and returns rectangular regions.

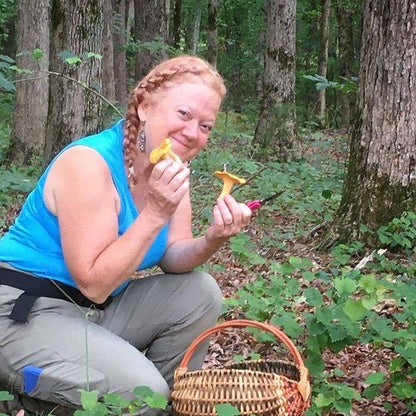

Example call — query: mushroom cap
[149,138,180,164]
[214,171,247,185]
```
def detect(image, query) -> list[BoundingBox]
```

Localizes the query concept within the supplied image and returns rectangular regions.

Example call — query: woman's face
[138,82,222,162]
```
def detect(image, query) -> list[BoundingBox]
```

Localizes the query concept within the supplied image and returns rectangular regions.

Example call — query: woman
[0,55,251,414]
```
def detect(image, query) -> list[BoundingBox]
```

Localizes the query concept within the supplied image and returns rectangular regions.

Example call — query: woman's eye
[201,124,213,132]
[178,110,190,119]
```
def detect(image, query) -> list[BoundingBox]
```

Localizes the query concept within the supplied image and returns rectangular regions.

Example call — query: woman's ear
[137,103,147,122]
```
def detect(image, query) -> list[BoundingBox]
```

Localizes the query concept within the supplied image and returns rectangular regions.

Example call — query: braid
[123,55,226,185]
[123,86,142,185]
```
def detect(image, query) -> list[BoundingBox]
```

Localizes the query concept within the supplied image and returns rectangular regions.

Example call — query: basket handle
[177,319,311,401]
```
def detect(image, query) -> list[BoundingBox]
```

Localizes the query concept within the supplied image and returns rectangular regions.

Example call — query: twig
[354,249,387,270]
[12,70,123,117]
[48,71,123,117]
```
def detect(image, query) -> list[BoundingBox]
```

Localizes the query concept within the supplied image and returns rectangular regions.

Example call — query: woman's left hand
[205,194,252,242]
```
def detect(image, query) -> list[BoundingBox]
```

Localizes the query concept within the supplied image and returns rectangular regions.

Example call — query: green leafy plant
[225,222,416,414]
[0,54,15,92]
[0,387,167,416]
[0,391,14,416]
[215,403,241,416]
[303,74,358,94]
[74,386,168,416]
[377,211,416,253]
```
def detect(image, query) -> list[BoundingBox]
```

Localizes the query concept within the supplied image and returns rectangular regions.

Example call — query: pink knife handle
[246,200,262,211]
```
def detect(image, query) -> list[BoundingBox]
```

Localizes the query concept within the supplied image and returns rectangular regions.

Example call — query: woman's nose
[182,120,199,140]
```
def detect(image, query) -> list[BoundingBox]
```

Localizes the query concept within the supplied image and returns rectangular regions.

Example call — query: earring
[138,124,146,153]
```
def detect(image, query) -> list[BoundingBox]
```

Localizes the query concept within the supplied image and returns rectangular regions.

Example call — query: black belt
[0,267,112,323]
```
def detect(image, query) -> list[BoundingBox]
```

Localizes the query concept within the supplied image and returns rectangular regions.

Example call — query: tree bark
[171,0,182,49]
[335,0,355,129]
[191,1,202,54]
[317,0,331,127]
[322,0,416,248]
[206,0,218,68]
[8,0,49,165]
[102,0,116,103]
[184,0,202,54]
[133,0,170,82]
[253,0,297,161]
[44,0,104,164]
[112,0,129,107]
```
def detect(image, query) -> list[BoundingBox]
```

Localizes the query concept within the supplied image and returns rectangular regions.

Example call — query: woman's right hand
[145,158,190,220]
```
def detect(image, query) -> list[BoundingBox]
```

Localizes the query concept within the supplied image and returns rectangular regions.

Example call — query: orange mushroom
[214,170,247,198]
[149,138,181,164]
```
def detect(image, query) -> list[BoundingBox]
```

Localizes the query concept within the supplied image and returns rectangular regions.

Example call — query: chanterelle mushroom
[149,138,181,164]
[214,170,246,198]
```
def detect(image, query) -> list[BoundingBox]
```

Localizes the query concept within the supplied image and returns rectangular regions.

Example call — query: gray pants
[0,271,222,414]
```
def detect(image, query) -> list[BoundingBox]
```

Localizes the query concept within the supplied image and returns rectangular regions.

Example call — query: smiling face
[138,82,222,162]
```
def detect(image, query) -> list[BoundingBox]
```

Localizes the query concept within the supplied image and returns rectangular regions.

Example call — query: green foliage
[126,39,174,55]
[0,54,15,92]
[0,164,39,232]
[197,119,415,415]
[377,211,416,253]
[303,74,358,94]
[0,387,167,416]
[58,50,103,66]
[215,0,264,114]
[0,0,16,47]
[215,403,242,416]
[0,391,13,416]
[74,387,168,416]
[225,233,416,414]
[296,0,362,128]
[0,392,13,401]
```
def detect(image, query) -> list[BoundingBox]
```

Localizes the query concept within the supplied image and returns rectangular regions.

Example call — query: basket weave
[171,319,311,416]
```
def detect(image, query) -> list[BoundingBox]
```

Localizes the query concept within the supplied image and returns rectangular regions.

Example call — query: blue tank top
[0,120,168,295]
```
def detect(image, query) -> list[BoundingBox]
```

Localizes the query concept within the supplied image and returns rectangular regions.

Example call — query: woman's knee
[185,271,223,317]
[108,358,170,400]
[123,378,170,403]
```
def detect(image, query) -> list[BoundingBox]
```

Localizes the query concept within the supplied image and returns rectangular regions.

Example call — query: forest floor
[199,130,412,416]
[204,228,409,416]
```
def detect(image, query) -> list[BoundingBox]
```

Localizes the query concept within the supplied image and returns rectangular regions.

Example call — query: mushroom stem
[220,180,235,198]
[167,150,181,163]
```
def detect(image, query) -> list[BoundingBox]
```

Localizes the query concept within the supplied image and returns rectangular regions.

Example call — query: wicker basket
[171,319,310,416]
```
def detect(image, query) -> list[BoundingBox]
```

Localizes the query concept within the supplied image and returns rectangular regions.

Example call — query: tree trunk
[126,0,134,36]
[171,0,182,49]
[336,2,355,129]
[8,0,49,165]
[184,0,202,54]
[191,2,202,54]
[133,0,170,82]
[102,0,116,104]
[253,0,296,161]
[126,0,135,81]
[317,0,331,127]
[44,0,104,164]
[206,0,218,68]
[112,0,129,107]
[322,0,416,249]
